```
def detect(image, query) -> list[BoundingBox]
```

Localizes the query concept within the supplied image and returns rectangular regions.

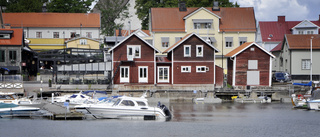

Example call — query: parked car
[273,72,291,82]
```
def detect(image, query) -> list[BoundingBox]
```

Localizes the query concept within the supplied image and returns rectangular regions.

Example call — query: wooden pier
[42,101,84,120]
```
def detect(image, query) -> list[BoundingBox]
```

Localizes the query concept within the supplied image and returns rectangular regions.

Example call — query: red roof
[270,42,283,52]
[0,28,23,45]
[225,42,274,58]
[259,18,320,42]
[3,13,100,28]
[285,34,320,50]
[151,7,256,32]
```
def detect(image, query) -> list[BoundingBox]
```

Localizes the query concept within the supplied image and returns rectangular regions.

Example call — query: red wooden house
[162,33,220,88]
[225,42,275,88]
[108,33,160,89]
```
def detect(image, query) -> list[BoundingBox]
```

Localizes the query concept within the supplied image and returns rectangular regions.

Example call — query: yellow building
[65,37,100,49]
[150,6,256,73]
[27,38,66,51]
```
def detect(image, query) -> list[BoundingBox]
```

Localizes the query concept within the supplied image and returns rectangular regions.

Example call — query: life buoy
[297,94,303,100]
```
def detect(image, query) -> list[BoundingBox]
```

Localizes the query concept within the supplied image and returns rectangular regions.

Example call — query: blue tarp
[82,90,107,95]
[0,67,10,72]
[293,81,312,86]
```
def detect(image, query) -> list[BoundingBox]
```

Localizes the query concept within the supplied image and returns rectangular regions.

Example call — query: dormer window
[0,34,10,39]
[193,19,213,29]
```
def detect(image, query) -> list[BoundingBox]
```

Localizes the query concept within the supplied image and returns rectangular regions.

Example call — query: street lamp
[310,36,313,82]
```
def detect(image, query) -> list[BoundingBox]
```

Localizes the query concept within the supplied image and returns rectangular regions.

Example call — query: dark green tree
[1,0,45,12]
[95,0,130,36]
[135,0,239,30]
[47,0,93,13]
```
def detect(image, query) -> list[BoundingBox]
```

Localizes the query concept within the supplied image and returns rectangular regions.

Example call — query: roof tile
[286,34,320,49]
[0,28,23,45]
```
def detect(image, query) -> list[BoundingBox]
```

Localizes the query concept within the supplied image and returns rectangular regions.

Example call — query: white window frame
[161,37,169,48]
[158,67,169,83]
[248,60,258,69]
[302,59,311,70]
[53,32,59,38]
[127,45,141,59]
[120,66,129,83]
[80,39,87,45]
[196,45,203,57]
[139,66,148,83]
[181,66,191,73]
[184,45,191,57]
[196,66,206,73]
[36,32,42,38]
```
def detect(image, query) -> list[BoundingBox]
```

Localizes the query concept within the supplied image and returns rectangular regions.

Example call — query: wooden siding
[227,58,233,86]
[234,46,270,86]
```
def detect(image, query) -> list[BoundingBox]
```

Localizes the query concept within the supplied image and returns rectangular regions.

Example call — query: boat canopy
[293,81,312,86]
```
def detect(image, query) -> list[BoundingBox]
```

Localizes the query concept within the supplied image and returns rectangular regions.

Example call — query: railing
[0,75,23,89]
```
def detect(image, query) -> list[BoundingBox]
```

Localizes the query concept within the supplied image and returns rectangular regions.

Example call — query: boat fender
[160,104,172,120]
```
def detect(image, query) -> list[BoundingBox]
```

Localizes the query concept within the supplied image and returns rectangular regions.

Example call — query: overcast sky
[230,0,320,22]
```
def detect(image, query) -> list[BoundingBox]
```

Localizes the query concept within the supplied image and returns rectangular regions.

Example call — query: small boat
[306,88,320,110]
[53,91,93,105]
[291,81,313,108]
[74,95,120,109]
[0,93,43,108]
[0,102,40,112]
[80,96,171,120]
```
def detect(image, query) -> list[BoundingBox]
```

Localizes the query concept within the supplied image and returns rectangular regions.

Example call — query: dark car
[273,72,291,82]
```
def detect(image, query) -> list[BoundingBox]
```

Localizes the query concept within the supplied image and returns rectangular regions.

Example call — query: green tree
[47,0,93,13]
[1,0,45,12]
[135,0,239,30]
[95,0,130,36]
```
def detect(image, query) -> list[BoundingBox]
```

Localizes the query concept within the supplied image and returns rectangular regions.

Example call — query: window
[53,32,59,38]
[302,59,311,70]
[158,67,169,83]
[196,66,207,73]
[184,45,191,57]
[146,39,153,45]
[36,32,42,38]
[0,34,10,39]
[307,31,313,34]
[196,45,203,57]
[298,31,304,34]
[120,100,135,106]
[9,51,17,61]
[127,45,141,59]
[161,37,169,48]
[225,37,233,48]
[136,101,146,106]
[181,66,191,73]
[86,32,92,38]
[0,50,5,62]
[139,67,148,83]
[70,32,76,38]
[175,37,182,43]
[120,67,129,83]
[24,31,27,38]
[193,19,213,29]
[80,39,87,45]
[248,60,258,69]
[239,37,247,46]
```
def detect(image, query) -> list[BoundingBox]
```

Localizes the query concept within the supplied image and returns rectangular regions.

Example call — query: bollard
[52,93,54,104]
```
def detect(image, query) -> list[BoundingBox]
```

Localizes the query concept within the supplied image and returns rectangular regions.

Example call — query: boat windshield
[113,99,121,106]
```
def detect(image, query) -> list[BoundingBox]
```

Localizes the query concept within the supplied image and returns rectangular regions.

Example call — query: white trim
[164,33,219,53]
[127,45,141,59]
[269,57,272,87]
[181,66,191,73]
[138,66,148,83]
[214,51,216,85]
[158,66,170,83]
[196,66,206,73]
[108,33,161,53]
[172,50,174,84]
[183,7,221,20]
[120,66,130,83]
[111,52,114,85]
[291,19,320,29]
[173,60,215,63]
[154,50,156,85]
[196,45,203,57]
[184,45,191,57]
[230,42,275,58]
[232,57,236,86]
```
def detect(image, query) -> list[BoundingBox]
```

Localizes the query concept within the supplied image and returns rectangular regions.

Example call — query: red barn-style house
[108,33,160,90]
[162,33,220,90]
[225,42,275,88]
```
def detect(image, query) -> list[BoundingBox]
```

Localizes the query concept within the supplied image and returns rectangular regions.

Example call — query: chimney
[118,28,122,36]
[278,16,285,23]
[212,1,220,11]
[4,24,11,29]
[178,1,187,11]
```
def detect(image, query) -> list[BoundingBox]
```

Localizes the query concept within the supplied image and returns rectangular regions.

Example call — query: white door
[120,67,129,83]
[158,67,169,83]
[139,66,148,83]
[247,71,259,85]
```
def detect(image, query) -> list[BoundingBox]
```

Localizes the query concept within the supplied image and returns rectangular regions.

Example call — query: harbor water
[1,102,320,137]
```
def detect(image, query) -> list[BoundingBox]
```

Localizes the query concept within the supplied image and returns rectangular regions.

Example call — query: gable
[183,7,220,20]
[225,42,275,58]
[292,20,320,29]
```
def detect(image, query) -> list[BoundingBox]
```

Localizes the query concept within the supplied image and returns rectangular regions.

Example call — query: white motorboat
[74,95,120,109]
[0,93,43,108]
[306,88,320,110]
[0,102,40,112]
[53,91,93,105]
[81,96,171,120]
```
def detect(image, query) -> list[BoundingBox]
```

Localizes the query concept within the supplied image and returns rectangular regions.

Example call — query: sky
[230,0,320,22]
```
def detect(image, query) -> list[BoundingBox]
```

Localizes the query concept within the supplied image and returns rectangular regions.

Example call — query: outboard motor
[160,104,172,121]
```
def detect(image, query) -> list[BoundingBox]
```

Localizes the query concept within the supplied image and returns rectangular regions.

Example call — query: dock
[41,100,84,120]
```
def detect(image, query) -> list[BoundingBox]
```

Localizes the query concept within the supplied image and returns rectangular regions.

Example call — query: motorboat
[306,88,320,110]
[291,81,313,108]
[80,96,171,120]
[74,95,120,109]
[53,91,93,105]
[0,102,40,112]
[0,93,43,108]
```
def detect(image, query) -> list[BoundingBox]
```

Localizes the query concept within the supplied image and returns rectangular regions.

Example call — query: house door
[120,66,129,83]
[139,66,148,83]
[158,67,169,83]
[247,71,259,85]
